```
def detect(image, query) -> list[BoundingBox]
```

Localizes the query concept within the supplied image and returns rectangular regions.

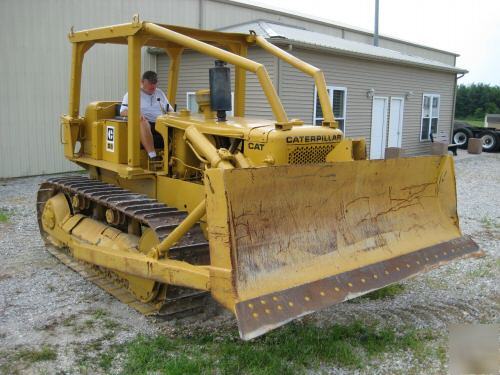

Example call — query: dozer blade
[204,155,482,340]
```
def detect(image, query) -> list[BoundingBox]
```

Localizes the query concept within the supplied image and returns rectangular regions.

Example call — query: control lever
[157,97,167,114]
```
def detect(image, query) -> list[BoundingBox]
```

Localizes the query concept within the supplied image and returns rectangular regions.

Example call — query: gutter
[146,36,467,75]
[450,73,466,142]
[269,37,468,75]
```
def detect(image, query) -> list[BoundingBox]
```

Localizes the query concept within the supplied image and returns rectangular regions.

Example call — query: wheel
[453,128,473,149]
[480,130,499,152]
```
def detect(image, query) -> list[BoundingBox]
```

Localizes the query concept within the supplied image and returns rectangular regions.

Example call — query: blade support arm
[184,126,236,169]
[150,199,207,259]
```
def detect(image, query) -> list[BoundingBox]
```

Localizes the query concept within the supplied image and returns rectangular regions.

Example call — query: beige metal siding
[0,0,199,178]
[0,0,458,178]
[277,48,456,156]
[157,47,276,118]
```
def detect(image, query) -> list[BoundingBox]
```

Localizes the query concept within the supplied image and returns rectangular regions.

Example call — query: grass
[362,284,405,300]
[91,308,108,319]
[63,308,121,336]
[425,277,448,290]
[62,314,77,327]
[480,216,499,230]
[456,118,484,127]
[98,347,123,372]
[83,319,96,329]
[436,345,447,366]
[467,257,499,279]
[0,209,9,222]
[103,318,121,331]
[71,309,123,371]
[74,338,115,371]
[15,346,57,363]
[105,321,432,374]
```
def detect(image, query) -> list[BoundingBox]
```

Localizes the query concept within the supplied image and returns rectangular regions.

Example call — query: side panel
[156,177,205,213]
[98,170,156,199]
[102,120,128,164]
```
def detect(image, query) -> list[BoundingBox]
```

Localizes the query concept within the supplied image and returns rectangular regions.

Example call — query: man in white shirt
[120,71,171,161]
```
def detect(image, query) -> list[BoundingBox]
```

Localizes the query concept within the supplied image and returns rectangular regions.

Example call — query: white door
[388,97,404,148]
[370,97,389,159]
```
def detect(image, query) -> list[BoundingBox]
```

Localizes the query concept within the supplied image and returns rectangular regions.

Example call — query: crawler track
[36,175,210,318]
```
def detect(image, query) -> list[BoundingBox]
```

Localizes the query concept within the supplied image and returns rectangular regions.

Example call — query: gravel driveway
[0,150,498,374]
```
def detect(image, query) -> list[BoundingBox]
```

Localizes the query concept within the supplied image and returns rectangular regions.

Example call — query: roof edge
[268,37,468,74]
[212,0,460,56]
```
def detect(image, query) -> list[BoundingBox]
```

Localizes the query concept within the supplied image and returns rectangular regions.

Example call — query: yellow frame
[65,17,336,167]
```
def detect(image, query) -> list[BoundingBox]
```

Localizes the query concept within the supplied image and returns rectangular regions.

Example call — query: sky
[237,0,500,85]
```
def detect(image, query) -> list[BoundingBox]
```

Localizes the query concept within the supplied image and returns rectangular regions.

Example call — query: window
[420,94,440,141]
[186,92,234,116]
[313,86,347,132]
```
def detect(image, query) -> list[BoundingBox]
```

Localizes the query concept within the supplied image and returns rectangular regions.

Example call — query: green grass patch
[0,209,10,223]
[465,120,484,127]
[0,346,57,374]
[62,314,77,327]
[456,118,484,127]
[115,321,430,374]
[468,266,494,279]
[436,345,447,366]
[98,347,121,372]
[15,346,57,363]
[103,318,120,331]
[362,284,405,300]
[91,308,109,320]
[425,277,448,290]
[467,258,498,279]
[480,216,499,230]
[69,309,116,334]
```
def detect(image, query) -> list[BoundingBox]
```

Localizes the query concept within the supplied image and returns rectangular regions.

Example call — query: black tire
[480,130,499,152]
[453,127,473,149]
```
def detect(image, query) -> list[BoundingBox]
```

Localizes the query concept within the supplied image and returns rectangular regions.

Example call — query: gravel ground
[0,150,498,374]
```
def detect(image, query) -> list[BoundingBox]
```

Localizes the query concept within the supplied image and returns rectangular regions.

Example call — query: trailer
[453,115,500,152]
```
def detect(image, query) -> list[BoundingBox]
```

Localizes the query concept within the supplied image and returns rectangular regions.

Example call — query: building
[0,0,466,178]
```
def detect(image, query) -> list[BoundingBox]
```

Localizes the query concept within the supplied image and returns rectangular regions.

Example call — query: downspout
[373,0,379,46]
[198,0,204,29]
[450,73,465,142]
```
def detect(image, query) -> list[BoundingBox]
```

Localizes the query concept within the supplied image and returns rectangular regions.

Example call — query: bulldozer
[37,16,482,340]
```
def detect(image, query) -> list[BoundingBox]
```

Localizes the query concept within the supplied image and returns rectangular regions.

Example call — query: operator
[120,71,171,161]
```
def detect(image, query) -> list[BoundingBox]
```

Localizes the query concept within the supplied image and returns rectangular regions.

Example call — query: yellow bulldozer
[37,16,481,340]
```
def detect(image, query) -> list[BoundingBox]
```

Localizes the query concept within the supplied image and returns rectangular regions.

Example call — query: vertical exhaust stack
[209,60,232,122]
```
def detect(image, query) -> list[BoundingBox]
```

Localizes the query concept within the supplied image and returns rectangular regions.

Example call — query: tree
[456,83,500,119]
